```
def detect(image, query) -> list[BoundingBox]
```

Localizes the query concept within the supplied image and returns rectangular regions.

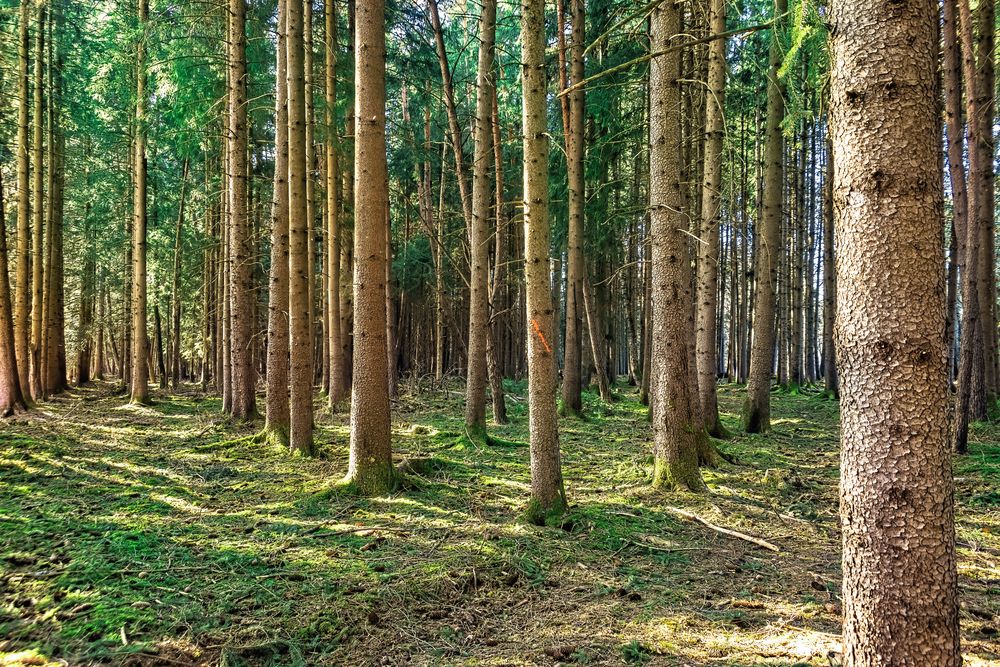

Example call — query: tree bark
[13,0,31,402]
[346,0,395,493]
[649,0,706,491]
[171,159,189,389]
[0,167,27,416]
[288,0,314,453]
[130,0,150,404]
[561,0,585,416]
[464,0,498,442]
[228,0,256,420]
[695,0,726,437]
[521,0,567,522]
[831,1,961,663]
[29,5,45,400]
[326,0,345,407]
[742,0,785,433]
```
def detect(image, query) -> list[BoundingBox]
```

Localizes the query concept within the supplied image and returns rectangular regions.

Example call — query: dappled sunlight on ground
[0,381,997,665]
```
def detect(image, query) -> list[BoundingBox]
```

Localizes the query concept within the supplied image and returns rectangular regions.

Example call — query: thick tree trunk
[346,0,395,493]
[521,0,567,522]
[742,0,785,433]
[649,0,705,491]
[130,0,150,404]
[830,1,961,663]
[695,0,726,437]
[464,0,497,442]
[228,0,256,420]
[561,0,585,416]
[266,0,291,443]
[288,0,314,454]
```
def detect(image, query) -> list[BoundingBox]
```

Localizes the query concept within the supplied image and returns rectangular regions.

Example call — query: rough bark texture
[266,0,291,444]
[346,0,395,494]
[975,0,996,401]
[14,0,31,402]
[325,0,345,407]
[29,6,44,400]
[228,0,256,421]
[648,0,705,492]
[695,0,726,437]
[521,0,566,522]
[130,0,150,404]
[288,0,314,454]
[464,0,497,441]
[560,0,585,417]
[742,0,785,433]
[0,168,27,416]
[830,1,961,664]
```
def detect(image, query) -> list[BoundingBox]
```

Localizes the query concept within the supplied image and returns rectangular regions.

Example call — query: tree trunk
[13,0,31,402]
[830,1,961,663]
[975,0,996,402]
[130,0,150,404]
[346,0,395,493]
[0,166,27,416]
[522,0,567,522]
[29,5,44,400]
[488,85,508,425]
[464,0,497,442]
[695,0,726,437]
[561,0,585,416]
[228,0,256,420]
[171,159,189,390]
[821,131,838,397]
[326,0,345,407]
[648,0,706,491]
[154,305,166,389]
[265,0,291,443]
[288,0,314,453]
[742,0,785,433]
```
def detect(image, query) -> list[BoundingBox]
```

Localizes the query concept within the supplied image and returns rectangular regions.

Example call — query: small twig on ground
[667,507,780,552]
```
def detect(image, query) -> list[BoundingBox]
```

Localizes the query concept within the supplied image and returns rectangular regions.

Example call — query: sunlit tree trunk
[346,0,395,493]
[130,0,150,404]
[13,0,31,402]
[742,0,785,433]
[831,1,961,663]
[464,0,498,442]
[326,0,345,407]
[521,0,567,522]
[228,0,256,420]
[29,5,45,400]
[648,0,705,491]
[0,167,27,416]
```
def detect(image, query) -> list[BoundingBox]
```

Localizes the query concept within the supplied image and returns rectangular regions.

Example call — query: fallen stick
[667,507,780,552]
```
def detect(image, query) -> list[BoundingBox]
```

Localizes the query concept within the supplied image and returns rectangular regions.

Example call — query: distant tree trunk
[830,1,961,663]
[154,305,166,388]
[95,278,105,381]
[581,274,611,402]
[521,0,567,522]
[428,0,472,231]
[29,5,44,400]
[43,8,66,398]
[170,160,188,390]
[695,0,726,437]
[742,0,785,433]
[288,0,314,453]
[265,0,291,444]
[975,0,996,402]
[821,132,838,397]
[385,207,398,398]
[464,0,497,442]
[0,168,27,416]
[488,86,508,425]
[326,0,345,407]
[561,0,585,416]
[648,0,705,491]
[228,0,256,420]
[13,0,31,402]
[346,0,395,493]
[130,0,150,404]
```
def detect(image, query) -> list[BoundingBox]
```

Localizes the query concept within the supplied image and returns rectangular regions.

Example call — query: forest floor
[0,381,998,667]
